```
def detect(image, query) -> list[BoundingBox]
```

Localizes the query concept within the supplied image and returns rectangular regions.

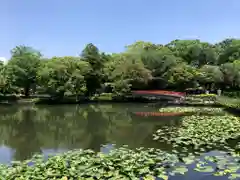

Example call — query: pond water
[0,103,181,163]
[0,103,238,179]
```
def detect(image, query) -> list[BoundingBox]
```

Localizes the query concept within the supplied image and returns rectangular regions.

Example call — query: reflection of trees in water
[0,106,91,161]
[131,115,183,151]
[84,105,109,152]
[1,109,42,161]
[0,104,183,161]
[105,110,183,150]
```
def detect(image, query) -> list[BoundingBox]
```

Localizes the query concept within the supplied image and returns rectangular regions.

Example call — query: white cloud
[0,57,7,64]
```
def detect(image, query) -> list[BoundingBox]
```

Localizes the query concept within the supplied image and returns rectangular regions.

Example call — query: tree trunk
[24,86,30,97]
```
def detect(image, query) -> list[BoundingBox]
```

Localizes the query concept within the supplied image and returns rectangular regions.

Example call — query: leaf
[229,173,240,180]
[173,166,188,175]
[227,165,240,173]
[194,165,214,173]
[157,174,168,180]
[143,175,155,180]
[182,156,195,165]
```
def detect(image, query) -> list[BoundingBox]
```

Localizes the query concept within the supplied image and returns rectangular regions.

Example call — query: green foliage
[140,48,180,78]
[220,62,240,88]
[159,107,223,115]
[0,61,17,95]
[192,93,217,97]
[223,91,240,98]
[6,45,41,96]
[167,39,218,67]
[81,43,105,96]
[153,115,240,153]
[0,147,239,179]
[0,103,239,179]
[218,39,240,64]
[2,38,240,100]
[217,96,240,109]
[37,56,90,99]
[0,146,238,179]
[186,94,218,103]
[165,63,198,89]
[106,53,152,96]
[0,147,176,179]
[197,65,223,85]
[91,93,113,100]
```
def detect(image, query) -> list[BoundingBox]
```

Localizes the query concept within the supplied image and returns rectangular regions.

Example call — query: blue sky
[1,0,240,60]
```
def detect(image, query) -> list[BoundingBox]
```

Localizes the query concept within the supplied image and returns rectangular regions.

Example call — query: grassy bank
[217,96,240,109]
[0,93,176,105]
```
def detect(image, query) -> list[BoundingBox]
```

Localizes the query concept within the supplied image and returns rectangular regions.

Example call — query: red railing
[132,90,186,97]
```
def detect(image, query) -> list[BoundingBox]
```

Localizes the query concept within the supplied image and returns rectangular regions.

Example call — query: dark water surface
[0,103,182,162]
[0,103,236,179]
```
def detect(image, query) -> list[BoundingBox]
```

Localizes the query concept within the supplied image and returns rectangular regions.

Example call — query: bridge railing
[132,90,186,98]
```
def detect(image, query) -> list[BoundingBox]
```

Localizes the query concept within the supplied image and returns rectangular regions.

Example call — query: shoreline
[0,97,224,108]
[0,94,239,110]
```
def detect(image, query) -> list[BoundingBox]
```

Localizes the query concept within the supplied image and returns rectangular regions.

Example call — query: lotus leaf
[153,115,240,153]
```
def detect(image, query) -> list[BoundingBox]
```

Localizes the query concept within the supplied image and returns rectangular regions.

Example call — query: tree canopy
[1,39,240,99]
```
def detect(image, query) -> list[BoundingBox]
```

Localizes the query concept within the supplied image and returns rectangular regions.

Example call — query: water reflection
[0,103,183,162]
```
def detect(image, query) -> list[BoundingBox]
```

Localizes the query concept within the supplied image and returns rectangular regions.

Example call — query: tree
[0,61,7,94]
[107,53,152,96]
[37,56,90,99]
[220,62,240,88]
[125,41,163,52]
[167,39,218,67]
[81,43,105,96]
[165,63,198,89]
[217,39,240,65]
[197,65,223,89]
[1,38,240,98]
[139,47,180,78]
[0,61,3,69]
[0,61,17,95]
[6,45,41,96]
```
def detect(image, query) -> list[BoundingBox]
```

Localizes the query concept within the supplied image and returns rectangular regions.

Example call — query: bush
[0,94,20,101]
[91,93,113,101]
[223,91,240,98]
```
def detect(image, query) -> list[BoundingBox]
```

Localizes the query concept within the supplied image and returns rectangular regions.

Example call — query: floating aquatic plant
[153,115,240,154]
[158,107,225,115]
[159,107,224,113]
[0,147,239,179]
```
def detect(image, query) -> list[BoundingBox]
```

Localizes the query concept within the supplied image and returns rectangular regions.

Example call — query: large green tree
[106,53,152,96]
[165,63,198,89]
[1,38,240,97]
[220,62,240,88]
[81,43,105,96]
[217,39,240,65]
[197,65,223,89]
[167,39,218,67]
[37,56,90,99]
[6,45,41,96]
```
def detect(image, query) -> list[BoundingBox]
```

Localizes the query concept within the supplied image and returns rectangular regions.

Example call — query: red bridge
[132,90,186,101]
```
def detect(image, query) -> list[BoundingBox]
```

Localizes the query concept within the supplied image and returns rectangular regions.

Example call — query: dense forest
[0,38,240,99]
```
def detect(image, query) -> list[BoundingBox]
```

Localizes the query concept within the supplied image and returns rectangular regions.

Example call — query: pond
[0,103,239,179]
[0,103,181,162]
